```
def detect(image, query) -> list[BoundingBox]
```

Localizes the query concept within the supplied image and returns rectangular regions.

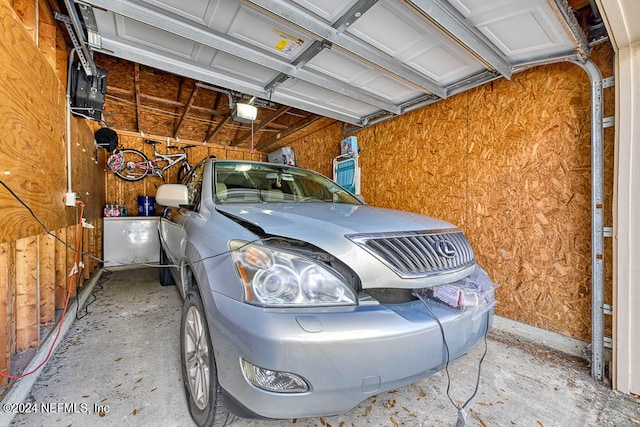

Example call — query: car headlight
[230,240,357,307]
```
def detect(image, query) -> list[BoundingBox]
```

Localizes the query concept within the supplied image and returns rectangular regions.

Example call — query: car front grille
[346,229,475,278]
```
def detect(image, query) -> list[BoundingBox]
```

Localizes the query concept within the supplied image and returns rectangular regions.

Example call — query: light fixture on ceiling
[232,97,258,123]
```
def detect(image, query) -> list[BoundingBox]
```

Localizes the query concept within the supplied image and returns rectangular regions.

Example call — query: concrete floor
[4,267,640,427]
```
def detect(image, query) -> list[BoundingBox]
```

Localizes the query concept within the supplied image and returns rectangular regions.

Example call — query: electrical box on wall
[70,61,108,121]
[268,147,296,165]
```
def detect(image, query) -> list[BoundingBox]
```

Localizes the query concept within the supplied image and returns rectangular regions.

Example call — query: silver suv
[155,158,496,426]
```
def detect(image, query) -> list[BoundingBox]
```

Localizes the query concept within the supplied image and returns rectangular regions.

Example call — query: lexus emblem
[435,240,456,258]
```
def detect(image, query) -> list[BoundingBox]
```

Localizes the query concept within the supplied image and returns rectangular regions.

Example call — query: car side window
[185,163,205,209]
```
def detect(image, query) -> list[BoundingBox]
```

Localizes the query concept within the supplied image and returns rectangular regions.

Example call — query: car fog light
[241,359,309,393]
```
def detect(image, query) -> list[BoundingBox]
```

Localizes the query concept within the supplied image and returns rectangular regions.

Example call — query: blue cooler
[138,196,156,216]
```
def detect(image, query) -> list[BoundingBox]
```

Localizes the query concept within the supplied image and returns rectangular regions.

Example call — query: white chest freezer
[103,217,160,267]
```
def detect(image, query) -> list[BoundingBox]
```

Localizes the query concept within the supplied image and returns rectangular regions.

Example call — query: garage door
[64,0,589,129]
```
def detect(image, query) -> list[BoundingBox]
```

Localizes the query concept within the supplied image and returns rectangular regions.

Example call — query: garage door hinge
[603,336,613,349]
[602,76,615,88]
[603,226,613,237]
[603,116,615,128]
[603,303,613,315]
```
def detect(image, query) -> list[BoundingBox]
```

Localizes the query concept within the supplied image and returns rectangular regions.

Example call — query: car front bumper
[208,292,493,420]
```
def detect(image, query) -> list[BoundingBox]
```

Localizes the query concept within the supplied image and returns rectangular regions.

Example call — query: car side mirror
[156,184,189,208]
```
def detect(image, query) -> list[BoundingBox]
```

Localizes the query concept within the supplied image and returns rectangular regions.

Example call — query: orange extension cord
[0,201,85,380]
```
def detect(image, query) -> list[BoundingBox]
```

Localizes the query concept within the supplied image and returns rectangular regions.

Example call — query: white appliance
[103,217,160,267]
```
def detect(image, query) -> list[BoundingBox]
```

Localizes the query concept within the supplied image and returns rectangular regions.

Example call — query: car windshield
[214,161,362,205]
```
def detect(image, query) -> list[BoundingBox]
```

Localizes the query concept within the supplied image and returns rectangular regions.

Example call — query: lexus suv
[155,158,496,426]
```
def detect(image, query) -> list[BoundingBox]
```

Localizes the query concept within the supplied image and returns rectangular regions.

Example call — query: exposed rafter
[205,115,232,144]
[106,86,225,117]
[173,84,199,138]
[133,63,142,132]
[204,92,224,143]
[173,76,186,134]
[257,115,326,151]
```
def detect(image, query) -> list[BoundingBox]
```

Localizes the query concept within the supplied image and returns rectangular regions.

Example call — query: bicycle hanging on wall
[107,140,193,182]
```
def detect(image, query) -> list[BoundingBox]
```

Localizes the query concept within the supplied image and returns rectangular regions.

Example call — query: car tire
[159,245,174,286]
[181,290,234,427]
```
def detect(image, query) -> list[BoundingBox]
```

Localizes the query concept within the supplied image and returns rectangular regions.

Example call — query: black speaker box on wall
[70,61,107,121]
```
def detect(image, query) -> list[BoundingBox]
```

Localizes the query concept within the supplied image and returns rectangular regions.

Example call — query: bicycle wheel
[177,161,191,183]
[109,149,150,181]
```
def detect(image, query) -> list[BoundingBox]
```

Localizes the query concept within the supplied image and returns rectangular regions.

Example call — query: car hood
[216,203,472,289]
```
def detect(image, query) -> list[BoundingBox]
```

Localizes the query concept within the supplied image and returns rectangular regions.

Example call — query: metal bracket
[55,7,97,76]
[604,226,613,238]
[604,336,613,349]
[603,116,615,128]
[603,304,613,315]
[602,76,615,88]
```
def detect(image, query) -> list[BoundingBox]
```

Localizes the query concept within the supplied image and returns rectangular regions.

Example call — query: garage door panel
[359,75,421,104]
[139,0,216,25]
[304,49,372,83]
[403,43,486,85]
[346,1,428,57]
[448,0,575,61]
[227,6,313,61]
[277,79,379,117]
[480,11,556,55]
[447,0,512,18]
[288,0,360,24]
[114,15,196,59]
[209,51,279,85]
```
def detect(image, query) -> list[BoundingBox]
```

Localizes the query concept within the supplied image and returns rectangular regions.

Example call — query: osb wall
[0,0,104,386]
[104,132,267,213]
[286,44,614,342]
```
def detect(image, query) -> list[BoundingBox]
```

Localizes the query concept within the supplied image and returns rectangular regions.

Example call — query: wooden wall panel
[287,45,615,342]
[290,124,343,179]
[15,236,38,352]
[11,0,36,41]
[5,241,16,378]
[71,118,107,221]
[82,227,92,280]
[0,243,10,385]
[37,0,55,71]
[55,26,67,85]
[0,1,66,243]
[92,219,103,271]
[54,227,67,309]
[38,232,55,325]
[465,62,592,338]
[0,0,106,380]
[65,225,77,297]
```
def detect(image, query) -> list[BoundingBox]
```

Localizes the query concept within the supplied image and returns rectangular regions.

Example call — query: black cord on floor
[76,271,108,320]
[414,291,490,427]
